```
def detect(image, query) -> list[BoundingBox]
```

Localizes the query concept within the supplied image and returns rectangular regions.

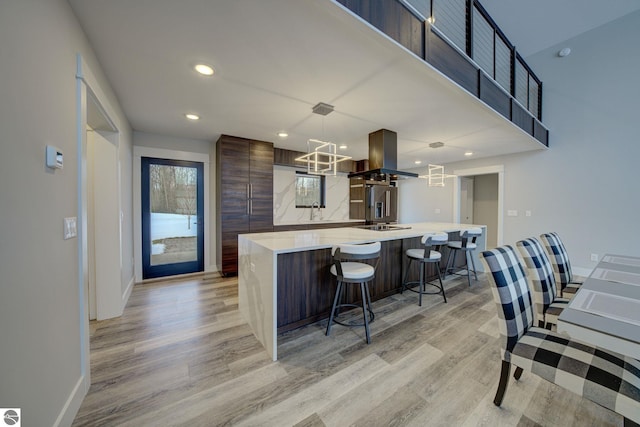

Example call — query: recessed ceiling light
[464,151,473,156]
[194,64,214,76]
[414,160,422,165]
[185,113,200,121]
[277,131,288,138]
[339,144,348,150]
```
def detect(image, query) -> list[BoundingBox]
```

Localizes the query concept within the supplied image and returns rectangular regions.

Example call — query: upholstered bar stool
[445,227,483,287]
[325,241,381,344]
[402,232,448,306]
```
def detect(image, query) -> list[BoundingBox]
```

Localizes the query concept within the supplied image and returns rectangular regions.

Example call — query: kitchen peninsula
[238,222,486,360]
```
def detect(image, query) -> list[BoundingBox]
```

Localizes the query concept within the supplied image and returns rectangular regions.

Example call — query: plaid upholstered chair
[516,237,570,329]
[540,232,584,298]
[481,246,640,426]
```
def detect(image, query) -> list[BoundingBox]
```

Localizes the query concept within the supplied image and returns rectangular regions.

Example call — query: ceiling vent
[429,141,445,148]
[312,102,334,116]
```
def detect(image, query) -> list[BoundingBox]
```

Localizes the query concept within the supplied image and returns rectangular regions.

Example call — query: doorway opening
[453,165,504,249]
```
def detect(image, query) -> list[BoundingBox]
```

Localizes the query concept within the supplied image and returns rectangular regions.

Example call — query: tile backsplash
[273,165,350,224]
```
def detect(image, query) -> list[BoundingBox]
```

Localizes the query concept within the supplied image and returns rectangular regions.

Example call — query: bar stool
[325,241,381,344]
[401,232,448,305]
[445,228,482,287]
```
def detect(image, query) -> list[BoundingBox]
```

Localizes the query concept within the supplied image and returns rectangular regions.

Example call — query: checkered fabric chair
[516,237,570,329]
[540,232,584,298]
[481,246,640,425]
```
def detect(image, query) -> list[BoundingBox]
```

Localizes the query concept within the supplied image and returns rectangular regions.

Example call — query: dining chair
[402,232,448,305]
[540,232,584,298]
[516,237,570,329]
[325,241,381,344]
[480,245,640,426]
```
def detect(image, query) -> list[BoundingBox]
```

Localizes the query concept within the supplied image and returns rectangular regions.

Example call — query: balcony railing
[335,0,548,146]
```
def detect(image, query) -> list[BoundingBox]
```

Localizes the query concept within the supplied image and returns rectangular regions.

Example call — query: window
[295,172,325,208]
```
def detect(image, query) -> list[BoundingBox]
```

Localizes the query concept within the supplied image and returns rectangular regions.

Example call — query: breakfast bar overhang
[238,222,486,360]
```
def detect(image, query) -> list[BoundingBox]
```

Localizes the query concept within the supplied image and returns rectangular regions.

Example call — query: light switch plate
[64,217,77,240]
[507,210,518,217]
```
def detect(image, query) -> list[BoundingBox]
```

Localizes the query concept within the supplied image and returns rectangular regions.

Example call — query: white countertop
[239,222,486,254]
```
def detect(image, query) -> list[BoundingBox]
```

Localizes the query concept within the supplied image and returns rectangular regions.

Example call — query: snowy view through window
[150,164,198,265]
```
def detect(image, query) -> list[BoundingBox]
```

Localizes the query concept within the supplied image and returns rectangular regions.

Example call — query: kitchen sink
[354,224,412,231]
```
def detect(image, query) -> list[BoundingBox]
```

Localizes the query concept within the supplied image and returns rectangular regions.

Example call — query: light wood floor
[72,272,622,426]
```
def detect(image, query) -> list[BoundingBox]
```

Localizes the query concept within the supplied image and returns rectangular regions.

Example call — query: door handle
[385,190,390,216]
[249,199,253,215]
[249,183,253,199]
[246,183,250,199]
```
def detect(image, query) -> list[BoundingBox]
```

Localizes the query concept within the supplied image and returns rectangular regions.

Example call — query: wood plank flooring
[72,272,623,426]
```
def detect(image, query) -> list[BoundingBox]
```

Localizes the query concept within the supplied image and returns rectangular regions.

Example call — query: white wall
[398,176,453,223]
[399,10,640,273]
[0,1,133,425]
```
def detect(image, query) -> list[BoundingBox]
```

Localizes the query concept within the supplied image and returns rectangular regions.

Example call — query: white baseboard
[122,275,134,306]
[53,374,89,427]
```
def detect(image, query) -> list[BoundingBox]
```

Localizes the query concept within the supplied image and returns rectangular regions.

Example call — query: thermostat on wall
[46,145,63,169]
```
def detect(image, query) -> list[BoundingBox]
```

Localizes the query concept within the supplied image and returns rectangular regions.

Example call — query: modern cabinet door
[249,140,274,232]
[217,135,273,275]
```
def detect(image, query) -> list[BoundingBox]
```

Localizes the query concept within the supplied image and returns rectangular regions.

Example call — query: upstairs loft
[334,0,548,152]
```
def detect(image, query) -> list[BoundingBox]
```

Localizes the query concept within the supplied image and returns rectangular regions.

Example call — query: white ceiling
[68,0,640,169]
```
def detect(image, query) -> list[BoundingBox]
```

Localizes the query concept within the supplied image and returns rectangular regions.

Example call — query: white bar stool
[325,241,381,344]
[445,228,482,287]
[401,232,448,305]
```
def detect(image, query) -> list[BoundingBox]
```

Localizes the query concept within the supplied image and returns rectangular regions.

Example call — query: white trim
[133,146,210,282]
[53,376,87,427]
[453,165,504,246]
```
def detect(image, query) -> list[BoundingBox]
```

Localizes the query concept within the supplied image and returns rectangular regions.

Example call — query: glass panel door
[141,157,204,279]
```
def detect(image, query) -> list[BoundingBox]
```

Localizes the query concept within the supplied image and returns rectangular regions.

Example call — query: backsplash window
[295,172,325,208]
[273,166,349,224]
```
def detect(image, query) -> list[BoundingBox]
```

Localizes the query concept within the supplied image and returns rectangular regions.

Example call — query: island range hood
[348,129,418,180]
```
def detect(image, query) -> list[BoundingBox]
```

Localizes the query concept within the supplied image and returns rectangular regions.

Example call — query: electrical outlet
[434,208,441,214]
[525,210,531,217]
[250,262,256,272]
[591,253,598,262]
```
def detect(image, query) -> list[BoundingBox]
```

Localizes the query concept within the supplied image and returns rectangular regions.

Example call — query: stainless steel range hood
[348,129,418,180]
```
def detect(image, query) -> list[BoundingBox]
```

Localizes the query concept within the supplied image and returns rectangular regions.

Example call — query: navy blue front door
[141,157,204,279]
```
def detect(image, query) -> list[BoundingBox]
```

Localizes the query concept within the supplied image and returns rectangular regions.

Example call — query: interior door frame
[453,165,504,246]
[133,146,210,282]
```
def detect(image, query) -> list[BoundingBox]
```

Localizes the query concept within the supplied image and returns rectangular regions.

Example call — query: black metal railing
[336,0,548,145]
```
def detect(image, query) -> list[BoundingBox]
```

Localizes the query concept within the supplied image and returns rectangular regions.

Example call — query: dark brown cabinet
[217,135,273,275]
[349,177,365,220]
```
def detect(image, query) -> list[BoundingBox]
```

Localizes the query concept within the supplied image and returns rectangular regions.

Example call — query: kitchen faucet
[310,202,321,220]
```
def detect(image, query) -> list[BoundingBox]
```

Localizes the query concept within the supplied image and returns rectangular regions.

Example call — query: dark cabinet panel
[277,238,408,332]
[273,147,355,173]
[217,135,274,275]
[349,177,365,220]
